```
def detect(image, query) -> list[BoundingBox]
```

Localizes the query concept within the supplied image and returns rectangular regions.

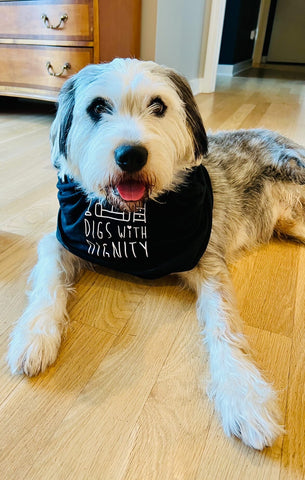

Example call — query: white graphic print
[84,202,148,260]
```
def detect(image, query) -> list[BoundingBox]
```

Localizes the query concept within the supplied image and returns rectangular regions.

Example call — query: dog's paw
[7,323,61,377]
[220,391,283,450]
[211,368,284,449]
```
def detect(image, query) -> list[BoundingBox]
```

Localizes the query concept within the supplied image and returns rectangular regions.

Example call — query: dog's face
[51,58,207,211]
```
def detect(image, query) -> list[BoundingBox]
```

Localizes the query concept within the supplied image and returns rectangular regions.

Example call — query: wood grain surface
[0,68,304,479]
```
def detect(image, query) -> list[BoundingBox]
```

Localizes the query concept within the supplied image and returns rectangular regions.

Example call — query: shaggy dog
[7,58,305,450]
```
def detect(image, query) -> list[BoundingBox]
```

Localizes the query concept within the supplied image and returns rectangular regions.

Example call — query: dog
[7,58,305,450]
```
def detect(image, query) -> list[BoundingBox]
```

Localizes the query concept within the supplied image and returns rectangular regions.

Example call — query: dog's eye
[148,97,167,117]
[87,97,113,121]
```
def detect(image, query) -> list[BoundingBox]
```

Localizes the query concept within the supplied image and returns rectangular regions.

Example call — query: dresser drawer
[0,0,93,42]
[0,45,93,91]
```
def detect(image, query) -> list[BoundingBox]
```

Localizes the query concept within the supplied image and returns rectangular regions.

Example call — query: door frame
[190,0,227,94]
[252,0,271,66]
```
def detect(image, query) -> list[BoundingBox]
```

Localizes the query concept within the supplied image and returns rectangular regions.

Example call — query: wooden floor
[0,71,305,479]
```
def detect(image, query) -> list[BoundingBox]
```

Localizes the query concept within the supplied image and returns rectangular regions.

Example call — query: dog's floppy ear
[50,76,75,168]
[167,70,208,160]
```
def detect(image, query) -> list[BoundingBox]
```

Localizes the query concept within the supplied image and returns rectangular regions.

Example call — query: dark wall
[219,0,261,65]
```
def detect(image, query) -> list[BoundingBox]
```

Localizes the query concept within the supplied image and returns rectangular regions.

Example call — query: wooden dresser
[0,0,141,101]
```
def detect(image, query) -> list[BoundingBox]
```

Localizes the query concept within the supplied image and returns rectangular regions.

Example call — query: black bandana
[56,165,213,279]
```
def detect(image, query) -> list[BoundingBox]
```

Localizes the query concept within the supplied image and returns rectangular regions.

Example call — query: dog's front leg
[7,232,82,377]
[181,258,283,450]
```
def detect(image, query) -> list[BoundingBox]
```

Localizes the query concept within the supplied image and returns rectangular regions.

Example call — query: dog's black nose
[114,145,148,172]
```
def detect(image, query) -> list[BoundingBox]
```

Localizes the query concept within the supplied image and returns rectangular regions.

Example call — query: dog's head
[51,58,207,211]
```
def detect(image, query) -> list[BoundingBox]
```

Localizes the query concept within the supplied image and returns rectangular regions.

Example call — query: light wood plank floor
[0,72,305,480]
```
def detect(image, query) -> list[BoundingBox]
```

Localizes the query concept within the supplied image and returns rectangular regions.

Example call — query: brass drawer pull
[41,13,68,30]
[46,62,71,77]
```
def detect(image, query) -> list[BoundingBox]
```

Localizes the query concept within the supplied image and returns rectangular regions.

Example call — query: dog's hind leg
[273,183,305,244]
[181,255,284,450]
[265,133,305,243]
[7,232,82,376]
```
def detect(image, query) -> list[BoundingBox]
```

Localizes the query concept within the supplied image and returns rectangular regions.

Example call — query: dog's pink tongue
[117,181,146,201]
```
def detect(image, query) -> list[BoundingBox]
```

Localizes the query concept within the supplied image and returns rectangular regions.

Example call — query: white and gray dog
[7,58,305,450]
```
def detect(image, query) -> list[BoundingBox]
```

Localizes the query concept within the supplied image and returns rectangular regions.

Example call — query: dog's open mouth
[115,180,146,202]
[104,178,151,211]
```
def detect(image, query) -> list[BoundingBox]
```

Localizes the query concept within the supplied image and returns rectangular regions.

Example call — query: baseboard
[217,64,234,76]
[217,59,252,77]
[189,76,216,95]
[190,57,253,96]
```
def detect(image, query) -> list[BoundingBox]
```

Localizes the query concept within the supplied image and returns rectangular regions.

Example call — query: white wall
[140,0,226,93]
[154,0,206,79]
[268,0,305,63]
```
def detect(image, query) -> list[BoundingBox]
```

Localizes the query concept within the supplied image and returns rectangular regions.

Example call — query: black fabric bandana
[56,165,213,279]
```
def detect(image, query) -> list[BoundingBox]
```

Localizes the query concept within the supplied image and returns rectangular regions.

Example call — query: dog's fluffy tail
[208,128,305,185]
[261,130,305,184]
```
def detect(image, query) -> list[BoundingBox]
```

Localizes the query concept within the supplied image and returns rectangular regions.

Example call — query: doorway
[253,0,305,66]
